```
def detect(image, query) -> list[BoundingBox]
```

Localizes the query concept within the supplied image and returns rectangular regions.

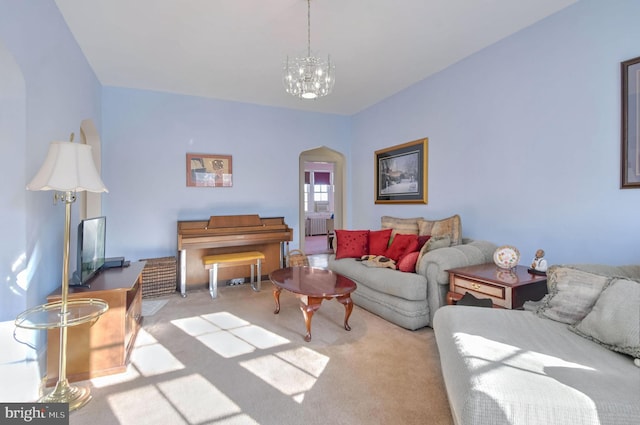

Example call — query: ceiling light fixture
[283,0,335,100]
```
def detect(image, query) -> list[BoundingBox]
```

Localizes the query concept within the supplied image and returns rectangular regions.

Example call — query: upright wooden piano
[177,214,292,296]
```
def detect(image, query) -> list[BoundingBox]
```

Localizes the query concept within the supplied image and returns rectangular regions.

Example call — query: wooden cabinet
[447,263,547,309]
[46,261,145,386]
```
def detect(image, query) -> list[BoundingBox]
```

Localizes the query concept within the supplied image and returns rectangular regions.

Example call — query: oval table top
[269,266,356,298]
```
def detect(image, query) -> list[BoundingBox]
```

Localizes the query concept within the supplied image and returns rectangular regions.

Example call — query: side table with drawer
[447,263,548,309]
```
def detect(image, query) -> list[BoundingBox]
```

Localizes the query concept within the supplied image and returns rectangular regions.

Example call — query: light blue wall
[0,1,101,322]
[1,0,639,328]
[0,40,26,322]
[101,88,351,261]
[351,0,640,265]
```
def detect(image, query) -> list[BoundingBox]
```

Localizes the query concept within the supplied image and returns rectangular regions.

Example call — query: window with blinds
[304,171,333,213]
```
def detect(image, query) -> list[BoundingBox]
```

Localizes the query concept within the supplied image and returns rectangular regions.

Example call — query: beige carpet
[69,282,453,425]
[141,298,169,316]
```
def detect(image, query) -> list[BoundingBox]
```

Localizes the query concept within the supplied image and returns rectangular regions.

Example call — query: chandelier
[283,0,335,100]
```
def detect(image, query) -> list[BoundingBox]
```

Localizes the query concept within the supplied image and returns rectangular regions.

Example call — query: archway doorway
[299,147,345,254]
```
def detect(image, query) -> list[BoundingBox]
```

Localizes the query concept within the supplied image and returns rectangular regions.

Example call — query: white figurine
[531,249,548,272]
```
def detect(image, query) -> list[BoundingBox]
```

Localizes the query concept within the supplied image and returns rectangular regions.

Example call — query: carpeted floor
[141,298,169,316]
[68,282,453,425]
[304,235,333,255]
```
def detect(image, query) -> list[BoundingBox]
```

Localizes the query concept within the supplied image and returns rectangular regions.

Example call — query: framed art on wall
[621,55,640,189]
[186,153,233,187]
[375,138,428,204]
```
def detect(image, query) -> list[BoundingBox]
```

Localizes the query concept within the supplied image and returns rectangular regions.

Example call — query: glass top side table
[15,298,108,410]
[15,298,108,330]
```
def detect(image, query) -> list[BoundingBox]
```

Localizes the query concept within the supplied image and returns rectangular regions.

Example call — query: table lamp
[26,138,108,409]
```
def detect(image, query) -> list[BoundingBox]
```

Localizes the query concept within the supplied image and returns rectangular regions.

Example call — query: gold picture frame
[621,55,640,188]
[375,138,428,204]
[186,153,233,187]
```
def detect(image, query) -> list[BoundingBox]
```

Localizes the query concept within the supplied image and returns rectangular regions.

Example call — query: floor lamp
[26,139,108,409]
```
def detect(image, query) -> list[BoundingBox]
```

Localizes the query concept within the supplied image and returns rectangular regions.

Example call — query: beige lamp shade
[27,141,108,193]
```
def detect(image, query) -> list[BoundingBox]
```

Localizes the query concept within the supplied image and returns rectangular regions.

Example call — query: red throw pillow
[369,228,393,256]
[417,235,431,250]
[385,233,419,261]
[335,229,370,259]
[397,251,420,272]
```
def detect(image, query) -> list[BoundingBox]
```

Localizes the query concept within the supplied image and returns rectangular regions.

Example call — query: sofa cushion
[351,285,429,330]
[417,235,452,266]
[417,234,431,250]
[329,257,427,301]
[385,233,419,261]
[335,229,369,259]
[369,228,393,256]
[571,277,640,359]
[380,216,421,236]
[536,265,612,324]
[397,251,420,273]
[418,214,462,246]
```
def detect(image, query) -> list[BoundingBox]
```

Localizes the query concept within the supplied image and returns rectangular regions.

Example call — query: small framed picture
[186,153,232,187]
[375,138,428,204]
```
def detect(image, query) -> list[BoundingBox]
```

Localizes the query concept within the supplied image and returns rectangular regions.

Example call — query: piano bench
[202,251,265,298]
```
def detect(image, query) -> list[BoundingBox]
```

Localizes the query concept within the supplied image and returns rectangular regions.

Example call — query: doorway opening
[299,147,345,255]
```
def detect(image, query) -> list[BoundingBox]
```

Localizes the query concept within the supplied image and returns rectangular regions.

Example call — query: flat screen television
[72,216,106,286]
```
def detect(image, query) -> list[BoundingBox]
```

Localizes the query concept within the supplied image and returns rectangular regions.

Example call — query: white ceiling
[54,0,577,116]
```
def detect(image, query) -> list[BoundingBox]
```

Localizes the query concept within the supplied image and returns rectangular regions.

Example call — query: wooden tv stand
[45,261,145,386]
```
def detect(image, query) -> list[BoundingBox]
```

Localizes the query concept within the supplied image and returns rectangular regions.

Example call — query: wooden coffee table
[269,266,357,342]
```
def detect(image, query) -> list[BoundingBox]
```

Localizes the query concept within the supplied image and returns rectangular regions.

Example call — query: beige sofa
[327,215,497,329]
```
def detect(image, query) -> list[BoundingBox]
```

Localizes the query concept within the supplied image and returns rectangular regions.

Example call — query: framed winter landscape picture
[375,138,428,204]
